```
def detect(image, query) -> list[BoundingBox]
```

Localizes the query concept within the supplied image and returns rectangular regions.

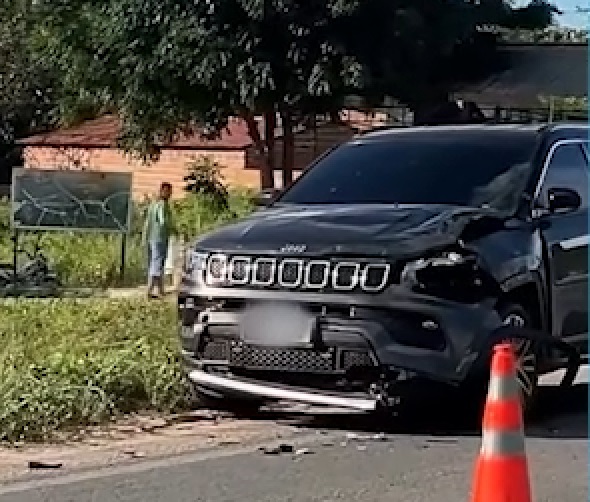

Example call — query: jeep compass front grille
[197,338,376,374]
[203,254,391,293]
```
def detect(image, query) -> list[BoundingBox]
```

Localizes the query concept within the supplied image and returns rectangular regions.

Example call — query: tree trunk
[242,111,274,189]
[280,111,295,188]
[263,110,276,189]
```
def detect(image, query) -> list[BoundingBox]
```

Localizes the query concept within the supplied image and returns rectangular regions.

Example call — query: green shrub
[0,298,188,443]
[0,189,256,289]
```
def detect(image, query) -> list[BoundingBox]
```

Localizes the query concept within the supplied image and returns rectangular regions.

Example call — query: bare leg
[147,275,156,297]
[156,275,165,297]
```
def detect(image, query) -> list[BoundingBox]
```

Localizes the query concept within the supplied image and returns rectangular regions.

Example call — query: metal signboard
[11,168,133,233]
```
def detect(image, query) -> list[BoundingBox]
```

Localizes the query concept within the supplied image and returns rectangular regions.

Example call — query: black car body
[178,123,588,412]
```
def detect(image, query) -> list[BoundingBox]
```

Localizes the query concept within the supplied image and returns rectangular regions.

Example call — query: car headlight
[399,250,496,304]
[184,250,208,281]
[400,251,474,285]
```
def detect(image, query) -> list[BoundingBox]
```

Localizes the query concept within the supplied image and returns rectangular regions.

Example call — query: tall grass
[0,298,188,443]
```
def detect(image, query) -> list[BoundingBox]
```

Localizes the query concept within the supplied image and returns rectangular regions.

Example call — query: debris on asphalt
[260,443,295,455]
[424,438,459,445]
[345,432,388,442]
[139,418,168,433]
[28,460,63,470]
[122,449,146,459]
[218,439,241,446]
[165,410,221,425]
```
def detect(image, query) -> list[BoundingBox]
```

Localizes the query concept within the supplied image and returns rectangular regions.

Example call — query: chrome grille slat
[204,254,391,293]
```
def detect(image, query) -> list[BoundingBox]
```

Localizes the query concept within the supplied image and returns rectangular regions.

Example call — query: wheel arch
[497,276,548,332]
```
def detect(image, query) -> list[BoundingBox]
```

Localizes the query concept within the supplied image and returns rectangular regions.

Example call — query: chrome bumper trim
[188,369,378,411]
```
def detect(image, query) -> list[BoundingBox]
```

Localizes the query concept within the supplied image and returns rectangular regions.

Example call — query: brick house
[17,113,380,200]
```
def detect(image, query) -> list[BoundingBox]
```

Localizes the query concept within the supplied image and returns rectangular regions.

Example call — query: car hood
[194,204,509,259]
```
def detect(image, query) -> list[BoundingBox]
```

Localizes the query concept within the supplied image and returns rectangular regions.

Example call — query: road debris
[122,449,146,459]
[424,438,459,445]
[218,439,241,446]
[260,443,295,455]
[165,410,223,425]
[345,432,388,442]
[28,460,63,470]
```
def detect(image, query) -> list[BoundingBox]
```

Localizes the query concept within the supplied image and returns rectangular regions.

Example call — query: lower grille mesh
[202,341,229,360]
[230,342,335,373]
[199,340,376,374]
[341,350,373,368]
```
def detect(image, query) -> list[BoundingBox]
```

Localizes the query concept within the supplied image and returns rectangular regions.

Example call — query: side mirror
[548,187,581,214]
[254,188,281,207]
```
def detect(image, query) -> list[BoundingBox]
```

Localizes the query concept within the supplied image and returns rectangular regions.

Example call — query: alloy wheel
[501,313,537,404]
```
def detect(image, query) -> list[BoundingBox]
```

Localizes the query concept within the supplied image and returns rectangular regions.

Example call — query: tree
[340,0,559,109]
[31,0,557,188]
[0,1,54,150]
[33,0,363,188]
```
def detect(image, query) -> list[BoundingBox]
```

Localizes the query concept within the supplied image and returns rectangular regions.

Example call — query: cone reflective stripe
[480,429,526,457]
[487,373,520,401]
[469,343,532,502]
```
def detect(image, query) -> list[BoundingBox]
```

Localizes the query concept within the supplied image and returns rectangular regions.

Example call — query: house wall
[22,146,260,200]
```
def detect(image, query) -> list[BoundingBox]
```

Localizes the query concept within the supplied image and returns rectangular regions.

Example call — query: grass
[0,185,257,443]
[0,189,256,289]
[0,298,190,443]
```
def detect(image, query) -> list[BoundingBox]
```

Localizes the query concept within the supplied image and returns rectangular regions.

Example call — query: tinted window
[279,132,538,210]
[548,143,587,171]
[539,143,588,208]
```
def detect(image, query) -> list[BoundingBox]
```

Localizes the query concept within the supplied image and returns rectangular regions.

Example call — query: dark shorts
[147,240,169,278]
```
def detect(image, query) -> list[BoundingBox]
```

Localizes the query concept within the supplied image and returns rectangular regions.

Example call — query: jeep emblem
[280,244,307,253]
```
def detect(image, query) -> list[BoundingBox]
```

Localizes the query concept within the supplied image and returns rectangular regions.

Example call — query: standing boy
[143,182,175,298]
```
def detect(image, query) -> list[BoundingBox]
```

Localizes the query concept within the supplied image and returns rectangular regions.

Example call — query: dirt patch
[0,410,299,485]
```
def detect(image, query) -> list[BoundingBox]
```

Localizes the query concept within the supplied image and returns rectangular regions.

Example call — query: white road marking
[539,364,588,386]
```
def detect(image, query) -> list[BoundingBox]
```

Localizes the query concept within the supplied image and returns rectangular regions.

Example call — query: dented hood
[195,204,509,259]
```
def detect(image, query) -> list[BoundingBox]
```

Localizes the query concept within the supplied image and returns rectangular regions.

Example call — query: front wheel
[496,303,539,415]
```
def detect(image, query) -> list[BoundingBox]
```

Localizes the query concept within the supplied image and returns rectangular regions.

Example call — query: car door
[534,139,588,353]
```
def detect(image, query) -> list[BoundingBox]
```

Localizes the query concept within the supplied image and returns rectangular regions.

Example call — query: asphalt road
[0,374,587,502]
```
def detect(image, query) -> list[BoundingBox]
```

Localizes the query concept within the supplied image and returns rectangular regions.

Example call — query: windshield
[278,130,539,211]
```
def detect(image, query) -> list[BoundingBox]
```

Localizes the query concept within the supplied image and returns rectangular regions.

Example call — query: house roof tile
[18,115,254,150]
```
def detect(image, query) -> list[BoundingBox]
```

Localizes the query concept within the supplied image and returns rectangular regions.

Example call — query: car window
[278,131,538,211]
[538,142,588,209]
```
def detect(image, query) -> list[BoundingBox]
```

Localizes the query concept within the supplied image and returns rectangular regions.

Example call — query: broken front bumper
[188,369,379,411]
[179,285,507,390]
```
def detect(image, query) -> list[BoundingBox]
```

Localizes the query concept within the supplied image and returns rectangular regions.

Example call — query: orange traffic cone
[469,343,532,502]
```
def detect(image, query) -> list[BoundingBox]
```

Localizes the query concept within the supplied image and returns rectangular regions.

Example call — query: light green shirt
[143,199,174,243]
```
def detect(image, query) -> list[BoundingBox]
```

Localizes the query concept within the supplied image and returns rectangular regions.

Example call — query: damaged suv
[178,123,588,415]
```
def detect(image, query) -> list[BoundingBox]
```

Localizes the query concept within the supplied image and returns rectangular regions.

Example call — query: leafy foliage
[25,0,558,187]
[538,95,588,112]
[0,298,187,442]
[0,0,55,145]
[184,156,231,212]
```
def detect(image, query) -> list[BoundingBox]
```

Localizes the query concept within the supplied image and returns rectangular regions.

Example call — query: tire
[191,384,265,416]
[495,302,540,416]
